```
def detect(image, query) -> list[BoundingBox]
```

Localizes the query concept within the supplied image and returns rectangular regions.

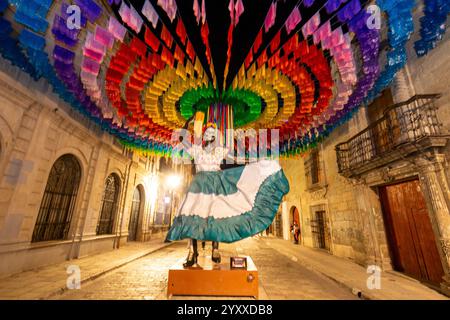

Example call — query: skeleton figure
[183,124,223,267]
[166,112,290,268]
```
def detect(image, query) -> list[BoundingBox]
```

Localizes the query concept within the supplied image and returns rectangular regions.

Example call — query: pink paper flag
[330,27,344,47]
[85,32,106,56]
[108,17,127,42]
[302,12,320,38]
[193,0,200,24]
[319,21,331,40]
[313,21,331,44]
[264,2,277,33]
[82,56,100,75]
[285,6,301,34]
[94,25,114,49]
[228,0,235,22]
[119,2,131,25]
[234,0,244,26]
[201,0,206,24]
[81,70,97,86]
[129,4,143,33]
[142,0,159,29]
[158,0,177,22]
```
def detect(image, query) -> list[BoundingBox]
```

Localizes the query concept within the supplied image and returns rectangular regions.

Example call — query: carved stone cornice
[0,75,34,110]
[309,186,329,201]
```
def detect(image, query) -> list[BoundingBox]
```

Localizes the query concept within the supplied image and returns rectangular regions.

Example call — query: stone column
[391,67,419,144]
[416,154,450,294]
[392,67,415,103]
[281,200,290,241]
[354,182,391,269]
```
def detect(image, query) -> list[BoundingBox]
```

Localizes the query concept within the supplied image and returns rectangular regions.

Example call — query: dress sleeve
[218,147,229,159]
[188,144,202,158]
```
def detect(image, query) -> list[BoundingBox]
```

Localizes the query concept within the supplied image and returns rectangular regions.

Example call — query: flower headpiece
[203,122,217,132]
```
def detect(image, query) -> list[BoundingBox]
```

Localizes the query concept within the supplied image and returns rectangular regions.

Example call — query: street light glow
[166,174,182,189]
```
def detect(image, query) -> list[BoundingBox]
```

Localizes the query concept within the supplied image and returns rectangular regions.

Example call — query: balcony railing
[335,94,448,177]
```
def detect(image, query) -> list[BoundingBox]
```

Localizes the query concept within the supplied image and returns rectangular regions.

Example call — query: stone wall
[281,8,450,271]
[281,108,391,267]
[0,64,185,277]
[405,5,450,131]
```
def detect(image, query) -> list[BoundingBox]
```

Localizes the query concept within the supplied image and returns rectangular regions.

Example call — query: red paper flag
[284,34,298,55]
[270,30,280,53]
[244,50,253,69]
[161,47,174,67]
[205,47,212,65]
[144,27,160,52]
[161,25,173,48]
[130,37,147,57]
[201,22,209,48]
[186,40,195,61]
[176,19,187,45]
[174,45,185,63]
[257,50,267,68]
[253,29,263,54]
[268,51,280,68]
[226,24,234,62]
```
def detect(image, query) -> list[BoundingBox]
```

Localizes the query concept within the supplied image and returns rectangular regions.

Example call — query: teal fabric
[187,166,244,195]
[166,169,290,243]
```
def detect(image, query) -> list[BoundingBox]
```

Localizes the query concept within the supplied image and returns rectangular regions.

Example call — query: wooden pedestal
[167,255,258,299]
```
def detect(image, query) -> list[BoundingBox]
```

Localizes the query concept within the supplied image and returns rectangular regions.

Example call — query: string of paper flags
[0,0,448,159]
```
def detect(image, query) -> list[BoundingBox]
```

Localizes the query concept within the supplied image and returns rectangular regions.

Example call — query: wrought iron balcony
[335,94,448,178]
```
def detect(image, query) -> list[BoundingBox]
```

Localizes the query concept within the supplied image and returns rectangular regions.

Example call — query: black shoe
[211,248,221,263]
[183,251,198,268]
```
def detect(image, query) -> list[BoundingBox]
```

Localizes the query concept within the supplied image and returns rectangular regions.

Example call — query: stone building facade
[0,61,189,278]
[0,1,449,297]
[280,8,450,295]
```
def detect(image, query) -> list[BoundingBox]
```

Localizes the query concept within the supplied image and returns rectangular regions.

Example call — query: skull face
[203,127,216,143]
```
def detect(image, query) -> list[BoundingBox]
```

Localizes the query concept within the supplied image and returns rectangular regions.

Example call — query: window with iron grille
[310,204,331,251]
[304,148,322,189]
[96,173,120,235]
[32,154,81,242]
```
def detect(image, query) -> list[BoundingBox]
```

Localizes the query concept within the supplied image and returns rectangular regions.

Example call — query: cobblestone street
[55,238,357,300]
[1,237,446,300]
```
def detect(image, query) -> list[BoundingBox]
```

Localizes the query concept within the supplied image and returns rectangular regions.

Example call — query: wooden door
[293,207,300,225]
[379,179,444,285]
[311,210,330,251]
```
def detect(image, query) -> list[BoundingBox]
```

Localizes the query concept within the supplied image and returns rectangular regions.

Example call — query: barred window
[304,148,322,189]
[32,154,81,242]
[96,173,120,235]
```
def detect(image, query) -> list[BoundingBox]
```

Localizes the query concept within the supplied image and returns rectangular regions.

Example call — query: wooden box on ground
[167,255,258,299]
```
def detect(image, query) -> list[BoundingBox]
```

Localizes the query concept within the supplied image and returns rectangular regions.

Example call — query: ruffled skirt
[165,160,290,243]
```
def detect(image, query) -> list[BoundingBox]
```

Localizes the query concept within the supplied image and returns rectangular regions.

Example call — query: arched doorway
[128,185,143,241]
[290,206,301,242]
[32,154,81,242]
[292,207,300,225]
[97,173,120,235]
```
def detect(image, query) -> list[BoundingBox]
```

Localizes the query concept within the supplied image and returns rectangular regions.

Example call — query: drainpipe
[67,143,99,260]
[320,142,334,253]
[115,159,132,249]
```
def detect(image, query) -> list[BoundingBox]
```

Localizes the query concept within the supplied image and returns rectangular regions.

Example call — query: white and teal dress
[166,145,290,243]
